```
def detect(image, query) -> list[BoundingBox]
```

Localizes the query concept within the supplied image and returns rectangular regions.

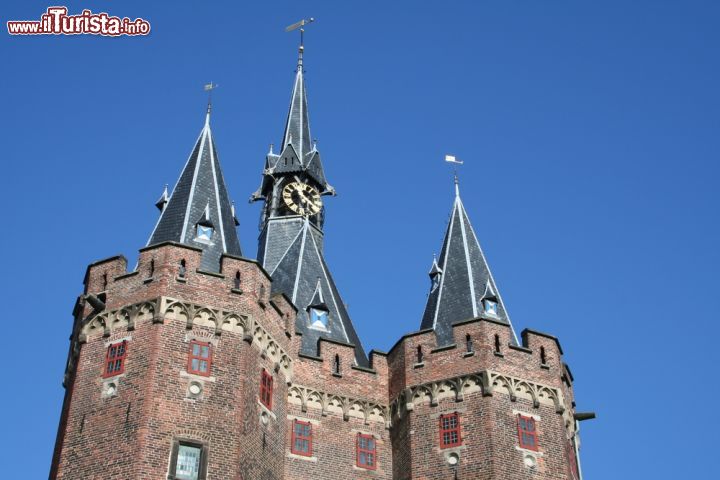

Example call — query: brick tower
[50,36,593,480]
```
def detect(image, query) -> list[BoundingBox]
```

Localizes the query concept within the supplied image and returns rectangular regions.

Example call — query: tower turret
[420,178,518,345]
[147,107,242,271]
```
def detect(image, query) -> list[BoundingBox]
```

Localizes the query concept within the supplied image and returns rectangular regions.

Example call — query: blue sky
[2,1,718,477]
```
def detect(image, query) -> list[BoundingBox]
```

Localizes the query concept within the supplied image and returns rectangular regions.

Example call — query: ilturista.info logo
[7,6,151,36]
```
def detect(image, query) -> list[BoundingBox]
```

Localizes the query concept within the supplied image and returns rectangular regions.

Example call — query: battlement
[385,317,566,400]
[83,243,287,325]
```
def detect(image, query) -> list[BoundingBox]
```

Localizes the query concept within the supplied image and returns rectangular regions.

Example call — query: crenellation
[83,254,127,295]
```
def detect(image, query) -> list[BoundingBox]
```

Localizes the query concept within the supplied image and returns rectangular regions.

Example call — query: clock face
[282,181,322,216]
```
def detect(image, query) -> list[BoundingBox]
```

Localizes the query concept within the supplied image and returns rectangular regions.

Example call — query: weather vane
[204,81,219,113]
[285,17,315,66]
[445,154,464,187]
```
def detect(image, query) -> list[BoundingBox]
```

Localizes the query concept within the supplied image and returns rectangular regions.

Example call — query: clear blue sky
[2,1,718,477]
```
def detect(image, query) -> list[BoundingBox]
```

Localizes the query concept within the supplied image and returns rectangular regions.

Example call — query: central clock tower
[251,42,369,366]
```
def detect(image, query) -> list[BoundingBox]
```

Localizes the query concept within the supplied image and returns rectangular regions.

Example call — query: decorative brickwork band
[76,296,293,382]
[391,370,566,421]
[288,384,390,428]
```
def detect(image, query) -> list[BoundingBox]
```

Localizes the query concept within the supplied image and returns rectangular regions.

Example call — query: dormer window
[196,224,213,242]
[195,205,214,242]
[484,299,498,316]
[309,307,328,330]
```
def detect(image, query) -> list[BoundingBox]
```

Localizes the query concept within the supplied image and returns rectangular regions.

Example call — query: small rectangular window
[169,439,207,480]
[176,444,201,479]
[187,340,212,377]
[260,369,273,409]
[291,420,313,456]
[103,340,127,378]
[356,433,377,470]
[517,414,539,451]
[439,413,461,448]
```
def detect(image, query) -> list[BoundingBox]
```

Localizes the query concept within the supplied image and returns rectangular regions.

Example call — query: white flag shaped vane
[445,154,463,164]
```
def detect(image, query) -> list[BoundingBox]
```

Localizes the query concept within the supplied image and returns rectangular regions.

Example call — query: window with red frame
[260,369,273,409]
[291,420,312,456]
[439,413,461,448]
[187,340,212,376]
[517,414,539,451]
[356,433,377,470]
[103,340,127,377]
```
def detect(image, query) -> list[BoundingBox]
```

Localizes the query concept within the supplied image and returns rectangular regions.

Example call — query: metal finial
[204,82,218,120]
[285,18,315,70]
[269,143,274,154]
[445,154,464,196]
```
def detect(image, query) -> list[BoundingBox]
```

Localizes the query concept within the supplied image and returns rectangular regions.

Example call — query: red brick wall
[51,243,579,480]
[52,244,294,479]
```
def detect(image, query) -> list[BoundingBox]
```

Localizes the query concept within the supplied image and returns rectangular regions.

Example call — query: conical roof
[420,183,518,346]
[147,110,242,271]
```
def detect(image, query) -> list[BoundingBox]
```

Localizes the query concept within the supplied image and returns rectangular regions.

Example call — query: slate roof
[261,217,369,366]
[420,182,519,346]
[282,55,312,160]
[147,109,242,271]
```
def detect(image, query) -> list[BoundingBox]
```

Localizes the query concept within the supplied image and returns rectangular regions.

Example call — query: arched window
[540,346,547,365]
[416,345,424,364]
[234,271,241,290]
[102,273,108,290]
[494,334,501,354]
[466,334,473,353]
[179,259,186,278]
[149,259,155,278]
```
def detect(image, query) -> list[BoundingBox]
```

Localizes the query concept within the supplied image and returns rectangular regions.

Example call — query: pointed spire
[282,57,312,158]
[420,179,518,346]
[147,107,242,271]
[251,28,333,210]
[281,19,315,159]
